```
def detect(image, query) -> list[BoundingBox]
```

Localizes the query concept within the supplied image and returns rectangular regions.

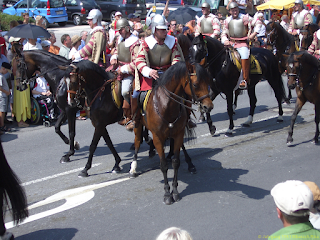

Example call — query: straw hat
[71,35,81,46]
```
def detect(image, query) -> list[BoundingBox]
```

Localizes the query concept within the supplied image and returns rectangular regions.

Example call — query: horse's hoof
[225,132,232,137]
[188,166,197,174]
[129,143,135,151]
[242,123,250,127]
[210,126,216,136]
[78,171,89,178]
[112,166,121,173]
[198,116,205,123]
[149,150,156,158]
[74,141,80,150]
[312,139,319,144]
[287,141,293,146]
[60,156,70,163]
[163,195,174,205]
[277,119,284,123]
[129,172,138,178]
[172,192,180,202]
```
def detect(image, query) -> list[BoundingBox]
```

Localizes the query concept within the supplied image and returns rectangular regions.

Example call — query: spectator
[168,19,179,36]
[128,13,135,28]
[113,11,122,34]
[78,30,88,50]
[156,227,193,240]
[280,15,290,31]
[35,15,46,29]
[59,34,71,59]
[23,38,42,50]
[304,181,320,230]
[41,40,51,52]
[69,35,81,60]
[268,180,320,240]
[32,72,58,120]
[48,32,60,55]
[22,12,29,24]
[0,62,11,133]
[133,22,143,36]
[7,37,21,63]
[134,13,141,24]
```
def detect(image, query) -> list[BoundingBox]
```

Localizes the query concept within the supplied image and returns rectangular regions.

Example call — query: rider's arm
[307,31,318,55]
[211,17,221,39]
[136,42,152,78]
[221,18,229,44]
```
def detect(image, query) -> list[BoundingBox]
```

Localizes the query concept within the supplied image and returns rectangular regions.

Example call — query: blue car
[3,0,68,27]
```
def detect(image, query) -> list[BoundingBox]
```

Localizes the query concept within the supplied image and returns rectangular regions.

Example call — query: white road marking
[6,177,130,229]
[21,163,102,186]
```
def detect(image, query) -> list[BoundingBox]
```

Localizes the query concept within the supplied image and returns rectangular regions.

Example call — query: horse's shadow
[15,228,78,240]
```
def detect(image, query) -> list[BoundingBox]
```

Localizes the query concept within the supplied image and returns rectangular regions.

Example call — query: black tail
[0,141,28,225]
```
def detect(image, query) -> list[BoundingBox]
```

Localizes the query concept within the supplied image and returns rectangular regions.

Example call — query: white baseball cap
[271,180,313,216]
[115,11,122,16]
[41,40,51,47]
[9,37,21,43]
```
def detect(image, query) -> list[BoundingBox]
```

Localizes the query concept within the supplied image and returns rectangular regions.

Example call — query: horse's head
[15,54,29,91]
[285,53,302,90]
[300,24,319,50]
[266,21,277,46]
[62,64,84,107]
[184,63,213,113]
[190,34,208,66]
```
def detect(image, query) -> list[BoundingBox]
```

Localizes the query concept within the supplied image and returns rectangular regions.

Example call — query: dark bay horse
[130,62,213,205]
[15,50,81,163]
[285,51,320,144]
[66,60,125,177]
[190,34,286,136]
[300,23,319,51]
[0,141,28,239]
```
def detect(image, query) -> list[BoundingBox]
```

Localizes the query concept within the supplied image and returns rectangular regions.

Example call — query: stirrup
[125,120,135,132]
[239,80,247,90]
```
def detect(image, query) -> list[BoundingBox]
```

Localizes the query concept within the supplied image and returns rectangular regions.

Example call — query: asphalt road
[2,76,320,240]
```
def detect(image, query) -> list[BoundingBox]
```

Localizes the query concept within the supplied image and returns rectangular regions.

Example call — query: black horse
[0,141,28,239]
[66,60,127,177]
[15,50,82,163]
[190,34,286,136]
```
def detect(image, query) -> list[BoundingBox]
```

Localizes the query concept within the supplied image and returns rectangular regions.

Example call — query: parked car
[3,0,68,27]
[95,0,147,21]
[64,0,100,25]
[2,0,19,10]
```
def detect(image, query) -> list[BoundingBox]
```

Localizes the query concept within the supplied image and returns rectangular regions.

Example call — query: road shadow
[16,228,78,240]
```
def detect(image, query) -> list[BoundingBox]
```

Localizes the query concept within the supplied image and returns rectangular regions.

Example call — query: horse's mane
[192,34,223,48]
[73,60,114,80]
[23,50,72,64]
[155,62,189,88]
[290,51,319,68]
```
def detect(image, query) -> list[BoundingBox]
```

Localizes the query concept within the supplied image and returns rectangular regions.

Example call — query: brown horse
[300,23,319,51]
[130,62,213,205]
[285,51,320,144]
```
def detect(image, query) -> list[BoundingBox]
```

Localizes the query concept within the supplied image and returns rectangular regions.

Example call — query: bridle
[266,28,277,46]
[67,68,87,108]
[287,59,318,91]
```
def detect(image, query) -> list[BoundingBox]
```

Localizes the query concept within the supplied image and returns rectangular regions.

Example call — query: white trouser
[122,75,133,103]
[236,46,250,59]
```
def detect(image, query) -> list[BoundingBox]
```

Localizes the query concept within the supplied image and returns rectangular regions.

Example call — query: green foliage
[0,13,35,31]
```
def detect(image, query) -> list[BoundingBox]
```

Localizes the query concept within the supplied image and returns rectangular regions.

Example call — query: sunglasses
[171,23,177,26]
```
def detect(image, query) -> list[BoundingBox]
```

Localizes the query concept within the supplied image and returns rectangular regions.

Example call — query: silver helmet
[228,2,239,9]
[115,18,130,31]
[201,2,210,9]
[87,9,103,26]
[151,14,167,34]
[294,0,304,7]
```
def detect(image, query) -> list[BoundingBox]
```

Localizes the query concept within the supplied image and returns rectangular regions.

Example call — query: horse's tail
[184,125,196,145]
[0,142,28,225]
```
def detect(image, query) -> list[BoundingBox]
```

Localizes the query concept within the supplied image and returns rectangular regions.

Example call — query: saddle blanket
[230,51,262,75]
[139,90,152,114]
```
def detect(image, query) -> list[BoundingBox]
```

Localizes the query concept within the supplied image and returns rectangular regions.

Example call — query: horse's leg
[242,86,257,127]
[102,128,122,173]
[181,143,196,174]
[0,188,5,236]
[287,97,306,145]
[60,110,77,163]
[313,103,320,144]
[55,111,69,144]
[166,138,174,161]
[199,111,205,122]
[143,128,155,158]
[130,124,143,178]
[206,111,216,136]
[171,133,184,203]
[153,135,173,205]
[225,92,235,136]
[78,127,103,177]
[234,89,241,114]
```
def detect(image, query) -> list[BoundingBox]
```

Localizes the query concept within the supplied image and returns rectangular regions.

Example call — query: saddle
[139,90,152,114]
[229,48,262,74]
